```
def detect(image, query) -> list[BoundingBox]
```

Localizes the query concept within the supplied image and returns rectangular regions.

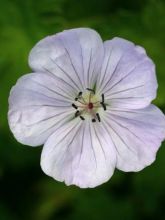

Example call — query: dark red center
[88,102,93,109]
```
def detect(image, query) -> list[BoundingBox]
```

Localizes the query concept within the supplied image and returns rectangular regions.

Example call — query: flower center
[88,103,93,109]
[71,88,107,122]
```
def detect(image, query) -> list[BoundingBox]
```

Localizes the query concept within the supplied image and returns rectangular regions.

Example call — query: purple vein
[104,60,146,94]
[102,51,125,91]
[59,38,84,89]
[42,66,77,92]
[49,57,80,91]
[30,79,73,101]
[99,46,114,89]
[104,119,137,155]
[106,84,145,97]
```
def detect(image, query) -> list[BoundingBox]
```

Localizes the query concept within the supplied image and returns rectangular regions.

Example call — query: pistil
[88,102,94,109]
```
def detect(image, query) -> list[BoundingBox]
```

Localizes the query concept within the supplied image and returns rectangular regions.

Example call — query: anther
[102,94,104,103]
[96,113,101,122]
[75,91,83,101]
[72,103,78,109]
[75,91,87,104]
[100,102,106,111]
[80,116,85,120]
[86,88,95,94]
[75,110,80,117]
[92,118,96,123]
[78,91,82,96]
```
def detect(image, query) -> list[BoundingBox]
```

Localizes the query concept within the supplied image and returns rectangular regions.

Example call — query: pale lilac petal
[29,28,104,91]
[41,121,116,188]
[97,38,157,109]
[8,73,75,146]
[103,105,165,171]
[8,27,164,189]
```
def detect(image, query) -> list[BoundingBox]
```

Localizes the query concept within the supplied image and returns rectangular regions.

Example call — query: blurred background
[0,0,165,219]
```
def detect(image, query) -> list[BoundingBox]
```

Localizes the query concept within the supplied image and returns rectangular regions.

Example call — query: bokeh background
[0,0,165,219]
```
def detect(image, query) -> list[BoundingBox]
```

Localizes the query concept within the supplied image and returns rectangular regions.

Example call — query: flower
[8,28,165,188]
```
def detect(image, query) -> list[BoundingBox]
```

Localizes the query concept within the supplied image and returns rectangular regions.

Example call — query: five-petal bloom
[8,28,165,188]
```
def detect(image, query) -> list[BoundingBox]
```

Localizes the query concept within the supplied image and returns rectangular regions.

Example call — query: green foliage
[0,0,165,219]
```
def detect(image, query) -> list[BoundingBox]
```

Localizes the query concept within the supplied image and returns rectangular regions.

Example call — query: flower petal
[29,28,104,91]
[103,105,165,171]
[41,120,116,188]
[97,37,157,109]
[8,73,75,146]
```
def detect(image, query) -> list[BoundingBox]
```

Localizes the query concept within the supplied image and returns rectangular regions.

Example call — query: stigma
[88,103,93,109]
[71,88,107,122]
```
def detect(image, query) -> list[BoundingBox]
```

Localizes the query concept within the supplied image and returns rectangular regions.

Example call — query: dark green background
[0,0,165,219]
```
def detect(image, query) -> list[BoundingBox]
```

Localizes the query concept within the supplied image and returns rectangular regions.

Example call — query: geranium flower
[8,28,165,188]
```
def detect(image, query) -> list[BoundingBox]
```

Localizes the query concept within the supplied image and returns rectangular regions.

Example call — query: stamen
[75,91,83,101]
[93,105,102,108]
[75,91,86,104]
[80,116,85,120]
[96,113,101,122]
[75,110,80,117]
[78,91,82,96]
[72,103,78,109]
[92,118,96,122]
[77,100,86,105]
[86,88,95,94]
[89,90,92,102]
[100,102,106,111]
[92,101,100,104]
[81,96,87,104]
[102,94,104,103]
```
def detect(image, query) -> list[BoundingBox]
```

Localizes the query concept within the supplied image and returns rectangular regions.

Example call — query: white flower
[8,28,165,188]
